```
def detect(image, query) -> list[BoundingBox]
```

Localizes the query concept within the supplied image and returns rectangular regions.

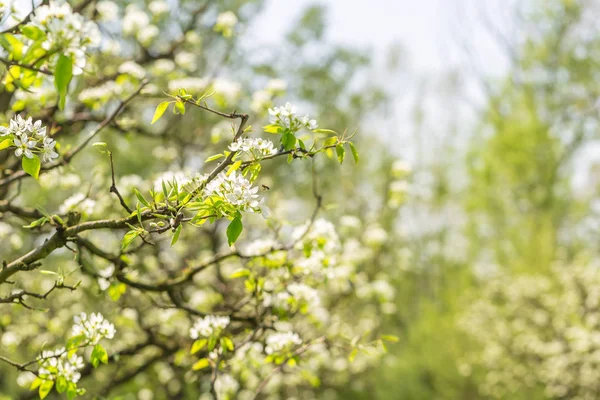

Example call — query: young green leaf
[381,334,400,343]
[54,54,73,110]
[221,337,234,351]
[171,224,182,246]
[226,160,242,176]
[152,101,170,124]
[336,143,346,164]
[0,138,12,151]
[349,142,359,164]
[191,339,207,354]
[92,344,109,365]
[56,376,68,393]
[30,377,42,391]
[205,153,225,163]
[22,155,41,179]
[121,230,139,250]
[134,189,151,208]
[38,380,54,399]
[282,131,296,150]
[226,217,243,246]
[20,25,45,40]
[174,100,186,115]
[192,358,210,371]
[108,282,127,301]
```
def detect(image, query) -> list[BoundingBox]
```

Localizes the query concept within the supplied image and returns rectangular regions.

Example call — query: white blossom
[37,348,85,384]
[189,315,230,339]
[214,373,239,399]
[265,331,302,354]
[266,79,288,93]
[148,0,169,16]
[122,5,149,35]
[203,172,269,217]
[136,25,159,45]
[41,137,58,162]
[31,1,100,75]
[96,0,119,21]
[118,61,146,79]
[212,78,241,102]
[215,11,238,37]
[174,51,197,71]
[59,193,96,215]
[268,102,318,132]
[13,136,36,158]
[72,312,116,344]
[228,137,278,159]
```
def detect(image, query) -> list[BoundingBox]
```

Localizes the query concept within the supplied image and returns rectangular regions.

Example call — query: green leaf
[20,25,45,40]
[348,347,358,363]
[56,376,67,393]
[349,142,359,164]
[323,137,338,147]
[121,230,139,250]
[22,155,41,179]
[208,335,218,351]
[134,189,151,208]
[0,138,12,150]
[226,160,242,176]
[336,144,345,164]
[230,268,250,279]
[108,282,127,301]
[282,131,296,150]
[23,216,48,229]
[171,224,182,246]
[313,128,337,135]
[191,339,207,354]
[54,54,73,110]
[205,153,225,163]
[30,377,42,391]
[263,124,281,134]
[381,334,399,343]
[0,34,23,59]
[39,380,54,399]
[226,217,243,246]
[192,358,210,371]
[66,382,78,400]
[174,100,186,115]
[92,344,109,365]
[221,337,234,351]
[151,101,170,124]
[92,142,108,154]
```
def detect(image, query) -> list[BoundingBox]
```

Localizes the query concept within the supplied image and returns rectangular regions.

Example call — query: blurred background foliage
[3,0,600,398]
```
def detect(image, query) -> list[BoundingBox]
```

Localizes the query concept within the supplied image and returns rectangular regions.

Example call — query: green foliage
[54,55,73,110]
[22,155,41,179]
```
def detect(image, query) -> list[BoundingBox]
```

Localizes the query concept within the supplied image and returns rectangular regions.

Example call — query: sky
[250,0,518,163]
[251,0,514,76]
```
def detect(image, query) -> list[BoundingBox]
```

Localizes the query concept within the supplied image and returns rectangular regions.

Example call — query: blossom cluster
[0,115,58,162]
[203,172,269,217]
[294,218,341,253]
[37,348,85,384]
[72,313,116,345]
[214,11,238,37]
[189,315,230,339]
[228,137,278,159]
[268,102,318,132]
[265,282,321,311]
[265,331,302,355]
[460,262,600,399]
[30,1,100,75]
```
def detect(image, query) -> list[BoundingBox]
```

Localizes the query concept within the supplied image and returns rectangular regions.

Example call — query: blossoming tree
[0,1,401,399]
